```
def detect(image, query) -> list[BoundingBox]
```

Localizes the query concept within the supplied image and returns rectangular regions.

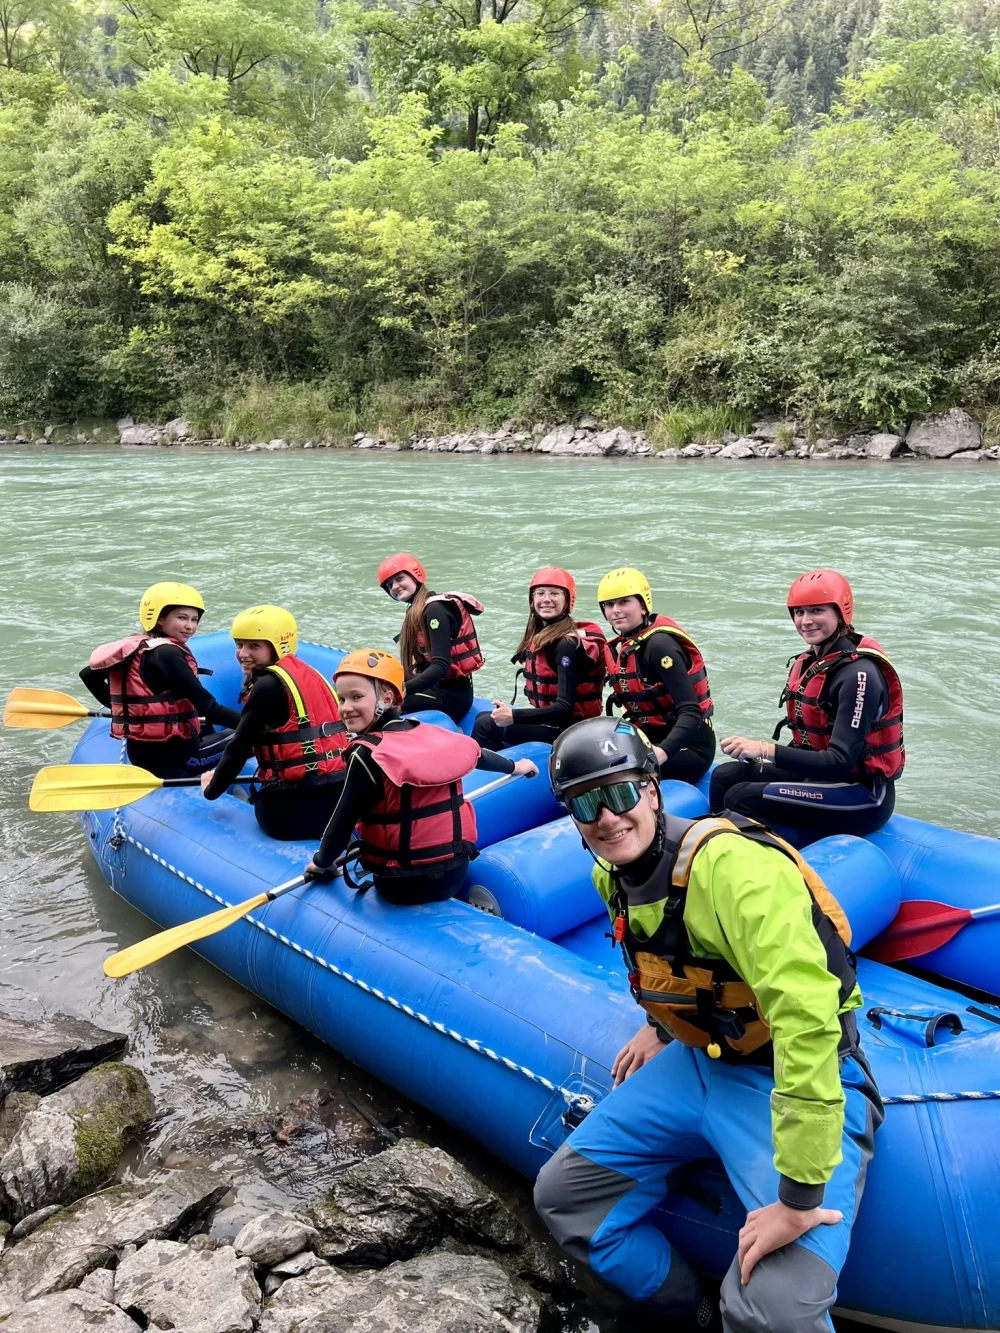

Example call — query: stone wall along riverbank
[3,406,997,462]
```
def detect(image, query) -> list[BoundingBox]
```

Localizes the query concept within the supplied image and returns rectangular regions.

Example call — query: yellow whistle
[707,1042,722,1059]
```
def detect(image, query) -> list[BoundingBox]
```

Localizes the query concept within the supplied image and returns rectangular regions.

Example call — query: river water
[1,445,998,1309]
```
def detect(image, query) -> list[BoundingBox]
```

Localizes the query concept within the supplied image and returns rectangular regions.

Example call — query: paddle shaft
[465,771,521,803]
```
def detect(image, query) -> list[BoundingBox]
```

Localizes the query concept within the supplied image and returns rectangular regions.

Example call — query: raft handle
[867,1007,963,1047]
[967,1005,1000,1026]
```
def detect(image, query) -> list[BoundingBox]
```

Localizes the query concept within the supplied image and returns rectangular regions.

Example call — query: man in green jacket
[533,717,882,1332]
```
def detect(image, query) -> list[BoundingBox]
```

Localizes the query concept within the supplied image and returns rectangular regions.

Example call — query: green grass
[647,405,753,449]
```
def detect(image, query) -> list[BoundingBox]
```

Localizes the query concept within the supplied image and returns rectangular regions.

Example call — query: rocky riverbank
[3,407,998,461]
[0,1010,580,1332]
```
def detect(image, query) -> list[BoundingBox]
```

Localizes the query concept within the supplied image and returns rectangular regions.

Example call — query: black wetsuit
[312,711,515,905]
[471,635,592,749]
[710,639,896,837]
[401,598,474,724]
[611,630,716,784]
[201,670,345,841]
[81,644,239,779]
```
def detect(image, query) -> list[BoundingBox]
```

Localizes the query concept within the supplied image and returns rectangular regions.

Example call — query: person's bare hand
[737,1201,842,1283]
[491,701,514,727]
[512,759,538,778]
[721,736,773,762]
[199,770,214,793]
[611,1024,668,1086]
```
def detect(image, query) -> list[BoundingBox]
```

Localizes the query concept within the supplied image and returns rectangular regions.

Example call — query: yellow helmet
[139,582,205,632]
[230,605,298,658]
[335,648,405,702]
[597,567,653,616]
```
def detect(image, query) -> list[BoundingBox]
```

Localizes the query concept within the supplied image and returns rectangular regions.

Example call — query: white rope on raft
[113,835,1000,1112]
[120,833,595,1117]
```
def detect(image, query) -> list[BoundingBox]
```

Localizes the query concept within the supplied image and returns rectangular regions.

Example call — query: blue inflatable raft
[72,635,1000,1331]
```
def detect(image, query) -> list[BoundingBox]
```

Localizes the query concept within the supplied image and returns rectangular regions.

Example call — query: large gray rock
[309,1139,524,1266]
[0,1013,126,1099]
[0,1093,41,1155]
[163,417,190,441]
[951,448,983,460]
[0,1288,141,1331]
[0,1167,229,1315]
[593,427,634,456]
[905,408,981,458]
[119,423,160,446]
[0,1063,154,1219]
[234,1210,318,1266]
[536,425,575,454]
[866,433,904,460]
[115,1241,260,1333]
[717,439,755,459]
[78,1264,115,1301]
[260,1250,541,1333]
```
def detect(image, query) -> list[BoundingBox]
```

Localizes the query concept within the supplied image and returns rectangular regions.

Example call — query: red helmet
[377,552,426,589]
[529,566,576,613]
[787,569,853,626]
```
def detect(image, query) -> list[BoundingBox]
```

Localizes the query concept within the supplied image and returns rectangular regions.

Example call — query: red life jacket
[350,720,479,874]
[413,592,484,680]
[523,621,606,720]
[605,615,714,737]
[89,634,201,743]
[246,654,348,787]
[779,635,905,782]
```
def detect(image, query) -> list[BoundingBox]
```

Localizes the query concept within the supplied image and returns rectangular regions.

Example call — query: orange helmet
[529,566,576,613]
[787,569,853,626]
[334,648,405,702]
[377,552,426,590]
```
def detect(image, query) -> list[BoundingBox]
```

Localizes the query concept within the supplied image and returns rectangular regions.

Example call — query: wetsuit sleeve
[775,661,889,781]
[640,633,705,758]
[145,644,242,729]
[313,749,384,869]
[511,637,578,726]
[476,748,516,775]
[203,674,288,799]
[404,600,462,695]
[79,665,111,707]
[685,834,852,1203]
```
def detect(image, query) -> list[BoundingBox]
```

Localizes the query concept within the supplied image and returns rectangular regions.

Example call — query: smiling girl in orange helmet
[376,553,484,725]
[711,570,904,837]
[81,582,240,779]
[304,649,537,905]
[199,606,349,841]
[472,567,606,751]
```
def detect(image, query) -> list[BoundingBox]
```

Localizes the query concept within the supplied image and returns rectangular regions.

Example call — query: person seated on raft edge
[471,566,607,751]
[599,566,716,785]
[710,569,904,839]
[376,552,484,726]
[304,649,538,905]
[81,581,240,781]
[533,715,883,1333]
[199,605,349,841]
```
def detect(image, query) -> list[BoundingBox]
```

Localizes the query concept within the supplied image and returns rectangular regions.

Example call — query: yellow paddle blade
[29,764,164,813]
[4,688,93,730]
[104,891,271,978]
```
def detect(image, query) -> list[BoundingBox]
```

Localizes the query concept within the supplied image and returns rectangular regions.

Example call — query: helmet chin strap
[372,680,386,720]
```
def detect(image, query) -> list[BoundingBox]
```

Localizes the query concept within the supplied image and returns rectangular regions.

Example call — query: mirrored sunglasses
[567,780,645,824]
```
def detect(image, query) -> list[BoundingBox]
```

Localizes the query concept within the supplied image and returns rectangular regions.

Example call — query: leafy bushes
[2,0,1000,432]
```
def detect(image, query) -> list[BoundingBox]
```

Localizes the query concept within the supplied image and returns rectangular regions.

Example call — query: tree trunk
[466,106,478,151]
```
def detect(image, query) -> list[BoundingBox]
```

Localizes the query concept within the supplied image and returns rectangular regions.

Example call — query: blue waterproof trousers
[534,1041,879,1333]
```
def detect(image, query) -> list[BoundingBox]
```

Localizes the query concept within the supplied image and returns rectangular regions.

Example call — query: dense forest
[2,0,1000,440]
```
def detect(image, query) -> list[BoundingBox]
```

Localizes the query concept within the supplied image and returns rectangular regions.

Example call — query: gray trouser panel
[534,1142,701,1313]
[721,1241,839,1333]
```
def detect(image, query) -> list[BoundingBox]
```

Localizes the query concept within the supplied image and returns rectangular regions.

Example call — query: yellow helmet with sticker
[139,582,205,632]
[230,605,298,658]
[597,568,653,616]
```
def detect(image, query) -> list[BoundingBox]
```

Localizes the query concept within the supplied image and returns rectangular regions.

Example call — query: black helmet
[549,717,658,797]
